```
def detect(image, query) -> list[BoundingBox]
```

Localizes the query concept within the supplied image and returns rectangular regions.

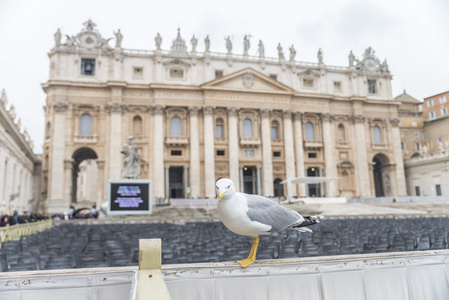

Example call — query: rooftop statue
[258,40,264,58]
[83,19,96,32]
[204,35,210,52]
[121,136,140,179]
[54,29,61,47]
[114,29,123,48]
[348,50,355,67]
[289,45,296,62]
[317,48,323,64]
[190,35,198,53]
[225,36,232,54]
[155,33,162,50]
[243,35,250,55]
[1,89,8,107]
[277,43,285,61]
[65,35,76,47]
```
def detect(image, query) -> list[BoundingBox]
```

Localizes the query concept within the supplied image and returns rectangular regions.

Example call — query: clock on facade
[365,59,377,71]
[80,33,98,49]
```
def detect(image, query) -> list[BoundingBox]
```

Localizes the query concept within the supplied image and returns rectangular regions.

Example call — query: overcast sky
[1,0,448,154]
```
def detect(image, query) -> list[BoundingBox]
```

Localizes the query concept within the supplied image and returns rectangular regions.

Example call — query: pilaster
[189,106,201,198]
[228,107,240,191]
[390,118,407,195]
[283,110,296,195]
[153,105,165,199]
[105,102,124,180]
[260,109,273,196]
[203,106,216,198]
[350,114,371,197]
[293,112,306,196]
[322,113,337,196]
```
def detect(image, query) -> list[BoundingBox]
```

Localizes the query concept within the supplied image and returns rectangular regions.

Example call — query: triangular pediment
[201,68,295,93]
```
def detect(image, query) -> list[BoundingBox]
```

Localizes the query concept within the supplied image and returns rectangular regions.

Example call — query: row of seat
[1,217,448,272]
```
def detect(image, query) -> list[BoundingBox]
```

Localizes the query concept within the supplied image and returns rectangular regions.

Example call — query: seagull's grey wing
[243,194,304,232]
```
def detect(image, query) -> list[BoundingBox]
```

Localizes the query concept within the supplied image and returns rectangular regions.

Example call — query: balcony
[239,137,260,147]
[74,134,98,144]
[303,139,323,149]
[165,136,189,147]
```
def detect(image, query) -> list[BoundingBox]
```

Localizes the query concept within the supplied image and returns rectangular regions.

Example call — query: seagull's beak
[218,191,225,202]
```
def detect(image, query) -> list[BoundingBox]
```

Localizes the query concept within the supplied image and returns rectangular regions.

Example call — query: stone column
[63,160,73,204]
[283,110,296,196]
[256,165,262,195]
[97,160,105,205]
[189,107,201,198]
[293,112,306,196]
[106,103,123,180]
[351,115,371,197]
[390,118,407,195]
[228,107,240,191]
[165,166,170,199]
[49,102,68,204]
[203,106,216,198]
[153,105,165,199]
[260,109,274,196]
[322,113,337,197]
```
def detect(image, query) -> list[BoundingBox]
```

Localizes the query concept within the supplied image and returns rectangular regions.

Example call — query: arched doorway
[72,148,98,204]
[372,153,391,197]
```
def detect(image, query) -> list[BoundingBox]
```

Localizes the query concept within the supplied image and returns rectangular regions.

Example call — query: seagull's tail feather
[292,215,323,232]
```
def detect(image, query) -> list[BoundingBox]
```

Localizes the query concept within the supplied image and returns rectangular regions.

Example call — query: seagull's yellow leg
[237,237,259,268]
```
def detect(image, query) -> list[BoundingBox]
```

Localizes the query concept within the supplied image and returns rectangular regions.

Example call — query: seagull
[216,178,323,268]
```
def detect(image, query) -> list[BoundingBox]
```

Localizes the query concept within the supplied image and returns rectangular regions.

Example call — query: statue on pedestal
[190,35,198,53]
[258,40,264,58]
[121,136,140,179]
[155,33,162,50]
[243,35,250,55]
[277,43,285,61]
[114,29,123,48]
[225,36,232,54]
[289,45,296,62]
[204,35,210,52]
[348,50,355,67]
[54,29,61,47]
[317,48,323,64]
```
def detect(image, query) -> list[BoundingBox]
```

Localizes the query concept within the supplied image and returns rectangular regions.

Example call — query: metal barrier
[0,220,53,249]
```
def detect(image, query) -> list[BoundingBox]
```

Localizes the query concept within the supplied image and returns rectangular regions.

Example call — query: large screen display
[108,179,152,215]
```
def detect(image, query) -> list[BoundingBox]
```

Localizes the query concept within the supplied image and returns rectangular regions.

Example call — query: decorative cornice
[188,106,201,116]
[350,114,365,124]
[389,118,400,127]
[53,102,69,113]
[153,104,165,115]
[105,102,124,113]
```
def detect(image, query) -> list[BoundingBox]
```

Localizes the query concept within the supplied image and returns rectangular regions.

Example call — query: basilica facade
[41,20,406,212]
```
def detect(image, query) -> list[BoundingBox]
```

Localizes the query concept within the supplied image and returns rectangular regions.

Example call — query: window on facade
[413,132,420,137]
[368,80,377,94]
[215,118,224,138]
[427,100,434,107]
[441,108,448,116]
[80,113,92,135]
[305,122,314,140]
[334,81,342,92]
[303,79,314,88]
[373,125,382,145]
[436,184,442,196]
[133,67,143,78]
[243,118,253,138]
[133,116,142,137]
[418,105,422,112]
[415,186,420,196]
[274,178,284,197]
[440,96,447,104]
[171,150,182,156]
[429,111,436,120]
[215,70,223,78]
[273,151,281,157]
[337,124,346,143]
[271,121,279,140]
[216,150,225,156]
[170,68,184,78]
[308,152,317,158]
[401,142,404,150]
[416,143,420,150]
[412,121,417,127]
[269,74,278,81]
[170,116,182,136]
[437,137,443,145]
[81,58,95,75]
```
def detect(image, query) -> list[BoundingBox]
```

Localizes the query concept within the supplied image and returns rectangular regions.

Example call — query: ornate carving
[188,106,201,116]
[260,109,271,118]
[350,114,365,124]
[153,104,165,115]
[227,107,239,117]
[282,109,292,119]
[389,118,400,127]
[203,106,214,115]
[321,113,334,122]
[53,102,69,113]
[242,72,254,88]
[105,102,123,113]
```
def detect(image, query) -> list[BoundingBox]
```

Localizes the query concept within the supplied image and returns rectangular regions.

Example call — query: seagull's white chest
[217,193,271,237]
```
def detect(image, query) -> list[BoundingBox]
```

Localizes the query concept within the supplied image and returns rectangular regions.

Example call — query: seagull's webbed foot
[237,257,255,268]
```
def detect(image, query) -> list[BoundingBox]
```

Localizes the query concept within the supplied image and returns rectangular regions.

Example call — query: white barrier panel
[1,251,449,299]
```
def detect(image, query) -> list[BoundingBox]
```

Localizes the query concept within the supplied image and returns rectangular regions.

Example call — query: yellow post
[136,239,171,300]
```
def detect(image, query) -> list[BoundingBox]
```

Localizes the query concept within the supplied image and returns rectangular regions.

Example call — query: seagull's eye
[227,185,231,189]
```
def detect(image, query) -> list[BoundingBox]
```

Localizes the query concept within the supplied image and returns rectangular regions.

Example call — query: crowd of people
[0,211,50,227]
